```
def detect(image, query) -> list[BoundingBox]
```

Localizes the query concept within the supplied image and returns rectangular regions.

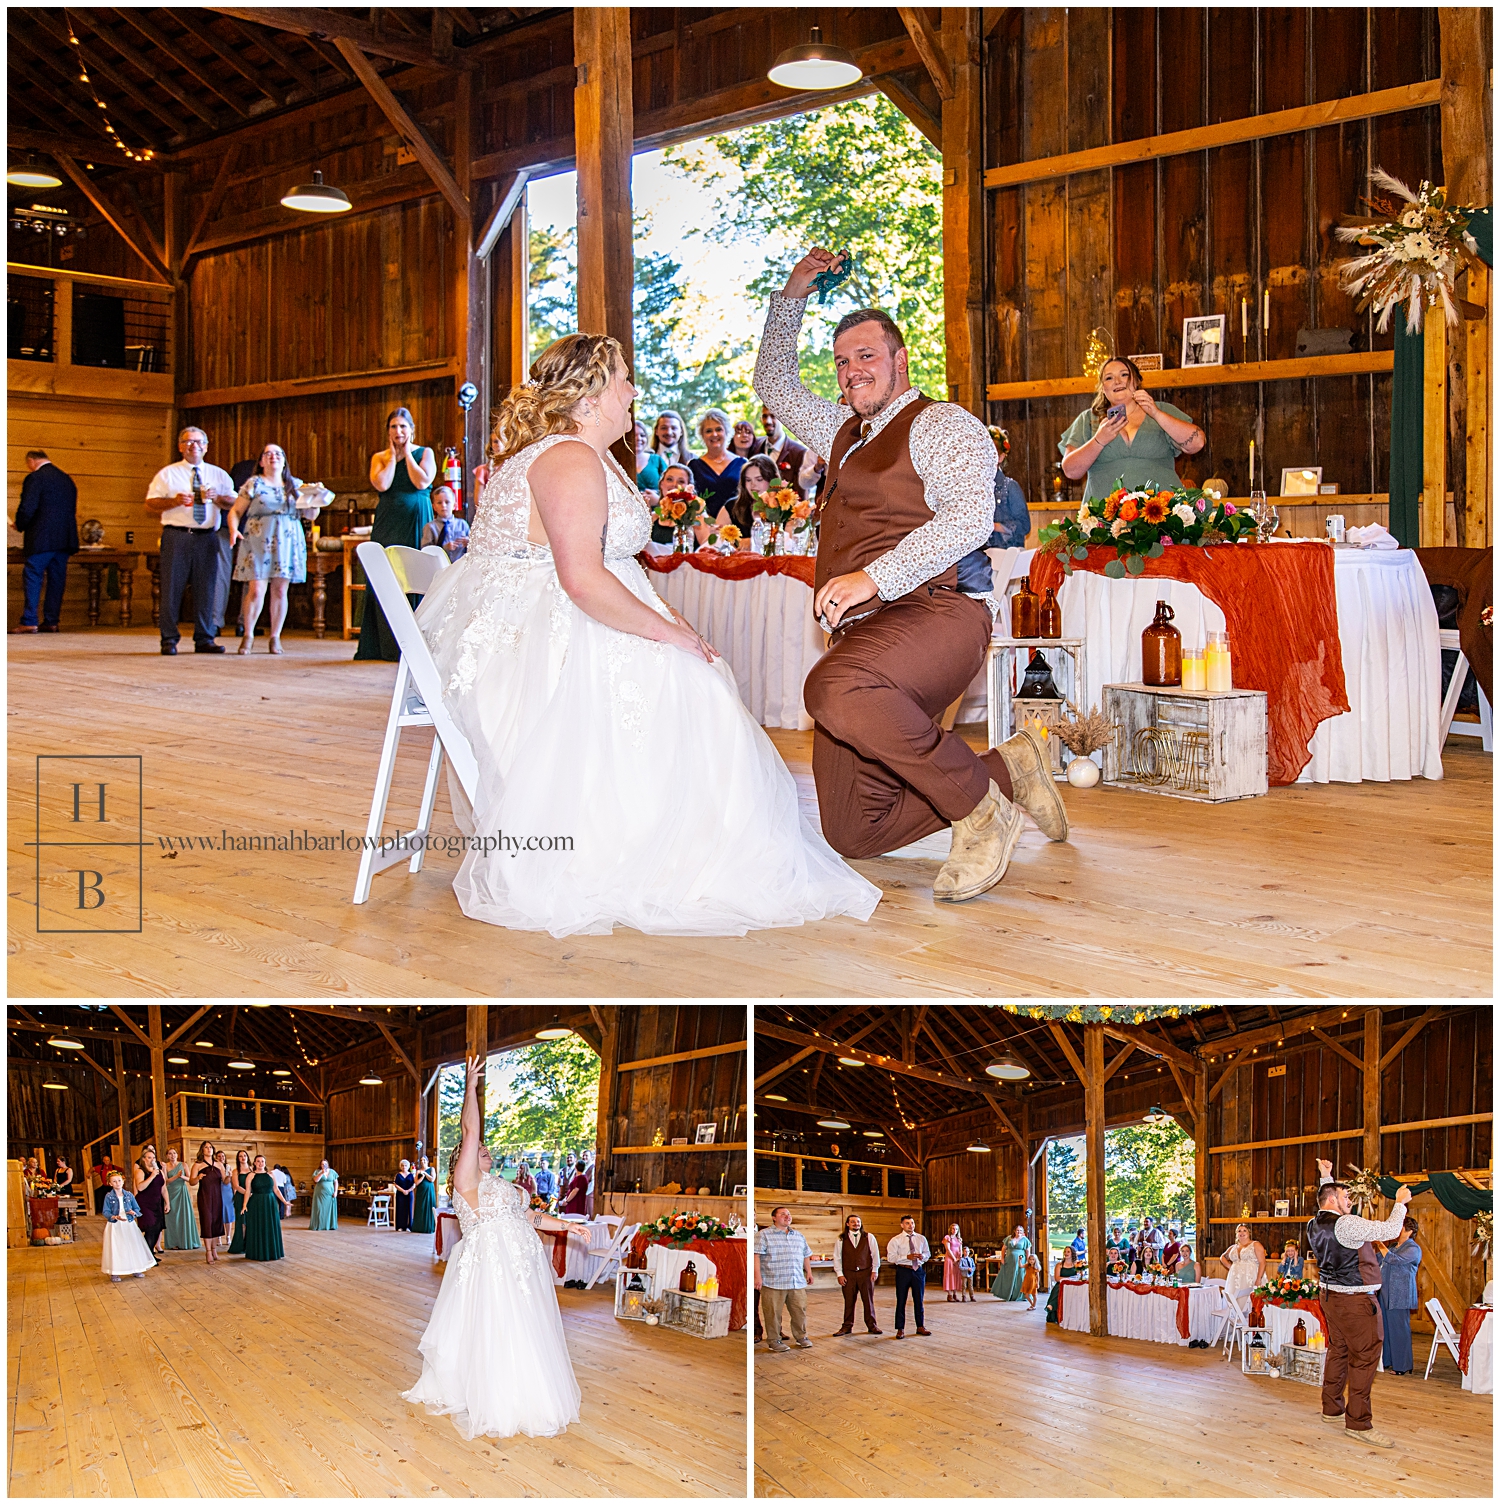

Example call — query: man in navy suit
[12,450,79,633]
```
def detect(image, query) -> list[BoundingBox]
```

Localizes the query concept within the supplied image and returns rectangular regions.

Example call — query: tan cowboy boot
[996,725,1068,842]
[933,780,1024,902]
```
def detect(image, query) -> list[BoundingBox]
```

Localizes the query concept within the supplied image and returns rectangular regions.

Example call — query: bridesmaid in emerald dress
[162,1149,201,1250]
[244,1155,292,1261]
[411,1155,437,1236]
[355,407,436,661]
[309,1161,339,1231]
[228,1150,253,1256]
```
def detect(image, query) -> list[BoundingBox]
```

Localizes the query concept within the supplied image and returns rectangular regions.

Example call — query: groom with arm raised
[754,248,1067,901]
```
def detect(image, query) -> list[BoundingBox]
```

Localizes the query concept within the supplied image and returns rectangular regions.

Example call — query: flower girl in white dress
[414,332,880,939]
[402,1056,590,1439]
[101,1173,155,1281]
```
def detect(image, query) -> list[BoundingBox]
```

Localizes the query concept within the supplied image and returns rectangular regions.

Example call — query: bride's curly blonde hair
[490,333,626,464]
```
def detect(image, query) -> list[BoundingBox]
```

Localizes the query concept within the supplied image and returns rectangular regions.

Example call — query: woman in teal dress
[228,1150,252,1255]
[411,1154,437,1235]
[244,1155,291,1261]
[355,406,437,661]
[309,1160,339,1231]
[991,1222,1032,1300]
[162,1149,201,1250]
[1059,357,1206,504]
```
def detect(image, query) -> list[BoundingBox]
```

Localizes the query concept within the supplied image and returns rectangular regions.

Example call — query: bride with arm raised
[402,1055,587,1440]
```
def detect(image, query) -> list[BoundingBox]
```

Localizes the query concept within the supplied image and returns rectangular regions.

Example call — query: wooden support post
[465,1006,488,1133]
[1083,1024,1107,1337]
[1422,313,1449,546]
[452,66,488,506]
[113,1038,131,1170]
[1363,1008,1382,1171]
[574,8,635,380]
[1034,1139,1049,1291]
[941,7,985,416]
[595,1007,619,1192]
[1194,1064,1209,1248]
[147,1006,168,1151]
[1464,263,1491,547]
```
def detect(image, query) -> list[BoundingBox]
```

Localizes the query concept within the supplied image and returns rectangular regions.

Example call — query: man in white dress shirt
[833,1213,882,1335]
[755,248,1068,903]
[145,427,236,654]
[885,1214,932,1338]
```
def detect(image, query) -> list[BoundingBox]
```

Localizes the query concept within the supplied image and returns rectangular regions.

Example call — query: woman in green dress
[228,1150,252,1256]
[244,1155,292,1261]
[411,1153,437,1236]
[355,405,437,661]
[162,1148,201,1251]
[991,1222,1032,1300]
[309,1160,339,1231]
[1059,358,1205,504]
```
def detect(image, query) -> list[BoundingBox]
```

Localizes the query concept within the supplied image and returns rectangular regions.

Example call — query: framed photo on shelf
[694,1123,718,1144]
[670,1136,689,1146]
[1281,466,1323,496]
[733,1184,748,1197]
[1181,315,1226,368]
[1275,1199,1291,1218]
[1131,353,1164,371]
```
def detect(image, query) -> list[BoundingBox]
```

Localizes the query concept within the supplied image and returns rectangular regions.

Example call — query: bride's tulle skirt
[415,548,881,938]
[401,1225,581,1440]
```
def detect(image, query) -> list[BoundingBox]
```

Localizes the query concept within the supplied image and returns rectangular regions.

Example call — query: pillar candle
[1263,289,1270,330]
[1241,297,1248,340]
[1248,439,1255,489]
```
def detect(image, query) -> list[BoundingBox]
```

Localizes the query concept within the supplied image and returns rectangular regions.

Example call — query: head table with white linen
[1056,1276,1224,1344]
[642,550,825,731]
[962,545,1441,783]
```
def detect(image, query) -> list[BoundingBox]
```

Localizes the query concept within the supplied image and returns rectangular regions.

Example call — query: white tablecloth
[435,1209,461,1261]
[556,1218,617,1284]
[1462,1309,1492,1394]
[652,563,826,730]
[967,547,1442,781]
[644,1242,717,1295]
[1058,1278,1203,1345]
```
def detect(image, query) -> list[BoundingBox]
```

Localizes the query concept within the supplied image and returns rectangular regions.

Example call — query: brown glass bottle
[1011,577,1040,639]
[1141,600,1182,685]
[1038,586,1062,639]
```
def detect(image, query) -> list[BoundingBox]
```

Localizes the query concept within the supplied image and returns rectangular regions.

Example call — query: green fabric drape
[1375,1170,1492,1218]
[1466,205,1493,268]
[1388,307,1425,548]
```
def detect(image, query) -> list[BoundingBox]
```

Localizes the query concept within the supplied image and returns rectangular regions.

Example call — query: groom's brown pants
[804,588,1012,860]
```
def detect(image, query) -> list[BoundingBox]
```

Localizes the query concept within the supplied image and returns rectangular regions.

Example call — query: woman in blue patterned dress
[227,443,313,655]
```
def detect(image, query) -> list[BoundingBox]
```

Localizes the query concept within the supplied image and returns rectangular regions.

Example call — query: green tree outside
[1044,1124,1196,1260]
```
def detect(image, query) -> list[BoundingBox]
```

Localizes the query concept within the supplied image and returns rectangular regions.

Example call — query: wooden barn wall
[604,1005,746,1201]
[985,7,1441,525]
[922,1139,1026,1248]
[325,1074,418,1181]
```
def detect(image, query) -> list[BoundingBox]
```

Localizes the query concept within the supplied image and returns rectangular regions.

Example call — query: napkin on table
[1345,523,1399,550]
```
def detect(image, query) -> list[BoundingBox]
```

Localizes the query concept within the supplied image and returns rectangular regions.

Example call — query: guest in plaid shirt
[755,1207,814,1352]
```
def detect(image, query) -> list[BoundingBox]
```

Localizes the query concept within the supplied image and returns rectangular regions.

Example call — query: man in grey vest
[833,1213,882,1335]
[1307,1157,1411,1448]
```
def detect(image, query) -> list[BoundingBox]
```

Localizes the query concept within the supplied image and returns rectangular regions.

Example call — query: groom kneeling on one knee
[755,248,1069,903]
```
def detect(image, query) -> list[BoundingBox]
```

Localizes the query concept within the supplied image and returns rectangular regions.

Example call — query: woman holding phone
[1059,358,1204,504]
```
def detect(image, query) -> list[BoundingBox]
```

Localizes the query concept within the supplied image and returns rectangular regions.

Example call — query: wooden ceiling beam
[376,1021,420,1082]
[1046,1023,1089,1086]
[120,176,169,270]
[55,155,171,283]
[897,7,953,99]
[755,1020,992,1098]
[1208,1048,1248,1103]
[279,1004,417,1026]
[163,1006,218,1049]
[7,1018,282,1066]
[1380,1008,1441,1071]
[1192,1005,1367,1058]
[6,29,148,144]
[238,23,323,98]
[1311,1026,1367,1074]
[108,1006,153,1050]
[113,7,250,118]
[302,35,356,81]
[82,12,220,128]
[183,143,241,261]
[874,72,942,150]
[1100,1021,1199,1074]
[334,39,469,223]
[7,127,152,163]
[171,11,288,107]
[1100,1042,1136,1086]
[210,8,452,69]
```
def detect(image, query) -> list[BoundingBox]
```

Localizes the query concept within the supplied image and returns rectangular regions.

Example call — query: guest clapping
[688,410,745,523]
[227,443,314,655]
[358,406,436,661]
[1060,358,1204,503]
[310,1161,339,1230]
[394,1159,416,1230]
[421,486,470,560]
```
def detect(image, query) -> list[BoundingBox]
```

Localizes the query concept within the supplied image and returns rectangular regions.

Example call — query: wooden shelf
[1209,1216,1311,1224]
[612,1143,747,1155]
[1027,495,1390,514]
[987,351,1394,403]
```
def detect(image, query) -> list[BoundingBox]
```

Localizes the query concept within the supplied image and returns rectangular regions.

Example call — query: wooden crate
[1279,1344,1327,1387]
[661,1289,733,1339]
[1102,683,1268,802]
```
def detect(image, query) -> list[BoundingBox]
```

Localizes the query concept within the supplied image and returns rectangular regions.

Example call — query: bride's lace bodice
[451,1174,548,1296]
[469,434,652,566]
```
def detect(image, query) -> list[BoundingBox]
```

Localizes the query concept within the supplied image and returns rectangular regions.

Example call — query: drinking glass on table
[1249,490,1268,539]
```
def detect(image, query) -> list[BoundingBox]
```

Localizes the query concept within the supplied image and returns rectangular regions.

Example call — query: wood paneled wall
[986,7,1441,515]
[922,1139,1026,1247]
[603,1005,746,1201]
[6,1057,153,1180]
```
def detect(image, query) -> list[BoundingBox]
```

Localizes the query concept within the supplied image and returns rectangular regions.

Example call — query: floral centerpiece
[653,482,706,553]
[1336,169,1484,332]
[753,484,814,556]
[1038,478,1258,578]
[529,1193,551,1212]
[1253,1272,1321,1304]
[705,523,742,553]
[640,1209,738,1245]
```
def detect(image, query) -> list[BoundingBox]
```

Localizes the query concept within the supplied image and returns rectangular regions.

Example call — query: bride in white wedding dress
[414,332,881,938]
[402,1056,588,1440]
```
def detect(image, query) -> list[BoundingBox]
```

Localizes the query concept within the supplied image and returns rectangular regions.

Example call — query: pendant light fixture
[967,1136,991,1154]
[1144,1104,1171,1125]
[8,155,63,189]
[767,27,863,90]
[280,169,352,214]
[985,1052,1031,1081]
[816,1117,851,1130]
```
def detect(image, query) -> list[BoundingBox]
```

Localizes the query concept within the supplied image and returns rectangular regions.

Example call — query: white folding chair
[1424,1296,1463,1378]
[1439,628,1494,750]
[352,543,481,903]
[1213,1287,1251,1362]
[368,1193,393,1229]
[584,1220,639,1291]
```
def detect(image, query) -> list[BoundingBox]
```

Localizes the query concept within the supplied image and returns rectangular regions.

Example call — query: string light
[64,10,156,163]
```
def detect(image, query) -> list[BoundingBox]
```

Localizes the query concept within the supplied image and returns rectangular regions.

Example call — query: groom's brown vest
[839,1230,875,1277]
[816,394,992,621]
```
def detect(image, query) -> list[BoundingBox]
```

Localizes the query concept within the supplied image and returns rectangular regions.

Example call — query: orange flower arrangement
[1118,499,1139,522]
[1141,493,1170,525]
[1102,491,1124,522]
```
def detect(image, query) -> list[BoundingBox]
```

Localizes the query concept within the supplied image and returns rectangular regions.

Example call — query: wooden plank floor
[753,1288,1491,1498]
[7,630,1492,996]
[8,1213,746,1498]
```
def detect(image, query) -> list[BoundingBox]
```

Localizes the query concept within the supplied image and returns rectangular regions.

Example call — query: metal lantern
[615,1269,653,1320]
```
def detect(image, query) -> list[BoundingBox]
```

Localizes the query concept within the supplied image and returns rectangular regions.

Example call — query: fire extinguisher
[443,446,462,516]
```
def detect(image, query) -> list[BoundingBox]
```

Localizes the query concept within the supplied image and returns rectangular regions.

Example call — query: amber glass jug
[1141,600,1182,685]
[1038,586,1062,639]
[1011,577,1039,639]
[1292,1317,1308,1347]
